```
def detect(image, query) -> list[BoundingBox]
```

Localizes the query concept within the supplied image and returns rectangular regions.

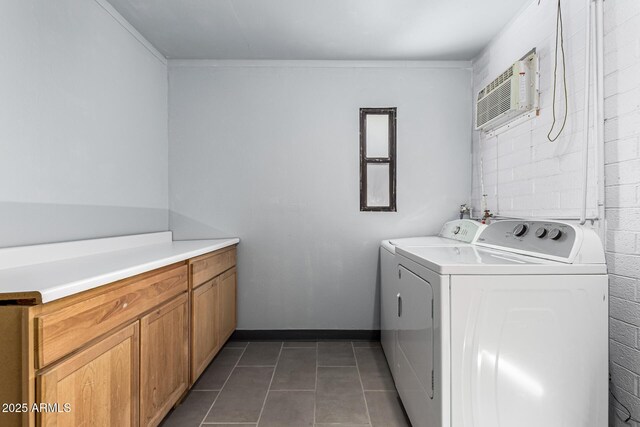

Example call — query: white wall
[0,0,169,248]
[470,0,597,219]
[169,62,472,330]
[604,0,640,425]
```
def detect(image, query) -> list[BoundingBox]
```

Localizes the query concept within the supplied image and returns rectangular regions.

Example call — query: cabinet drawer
[36,264,188,368]
[191,247,236,288]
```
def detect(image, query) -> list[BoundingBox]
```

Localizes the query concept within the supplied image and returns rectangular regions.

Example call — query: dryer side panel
[380,246,398,378]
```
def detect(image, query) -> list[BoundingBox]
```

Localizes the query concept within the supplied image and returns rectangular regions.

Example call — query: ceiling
[106,0,532,60]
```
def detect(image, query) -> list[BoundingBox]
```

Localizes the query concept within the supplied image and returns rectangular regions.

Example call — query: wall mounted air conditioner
[475,49,539,132]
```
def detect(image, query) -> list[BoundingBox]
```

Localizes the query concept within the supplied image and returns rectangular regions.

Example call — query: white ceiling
[106,0,532,60]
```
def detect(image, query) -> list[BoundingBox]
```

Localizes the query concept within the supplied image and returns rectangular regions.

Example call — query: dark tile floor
[160,340,411,427]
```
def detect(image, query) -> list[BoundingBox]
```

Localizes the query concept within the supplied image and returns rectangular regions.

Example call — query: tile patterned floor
[160,340,411,427]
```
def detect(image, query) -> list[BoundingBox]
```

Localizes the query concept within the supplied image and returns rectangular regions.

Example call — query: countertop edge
[0,238,239,305]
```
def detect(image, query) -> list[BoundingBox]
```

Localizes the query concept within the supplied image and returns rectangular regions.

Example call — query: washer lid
[389,236,469,247]
[381,219,485,254]
[396,246,607,275]
[381,236,473,254]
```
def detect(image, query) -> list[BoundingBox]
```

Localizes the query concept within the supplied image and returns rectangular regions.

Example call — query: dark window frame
[359,107,397,212]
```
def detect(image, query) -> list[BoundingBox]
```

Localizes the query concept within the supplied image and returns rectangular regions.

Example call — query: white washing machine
[391,219,608,427]
[380,219,486,381]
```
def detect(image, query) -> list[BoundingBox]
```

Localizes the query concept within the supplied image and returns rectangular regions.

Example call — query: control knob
[549,228,563,240]
[513,223,528,237]
[535,227,547,238]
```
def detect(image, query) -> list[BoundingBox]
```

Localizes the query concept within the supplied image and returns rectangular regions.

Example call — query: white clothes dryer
[380,219,486,381]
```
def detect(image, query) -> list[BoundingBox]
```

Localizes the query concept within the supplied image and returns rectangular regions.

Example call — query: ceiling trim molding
[93,0,167,65]
[167,59,473,69]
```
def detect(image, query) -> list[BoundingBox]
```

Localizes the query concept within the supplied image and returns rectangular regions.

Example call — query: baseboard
[229,329,380,341]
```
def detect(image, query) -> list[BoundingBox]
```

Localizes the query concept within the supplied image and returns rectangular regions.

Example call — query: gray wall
[0,0,169,248]
[169,63,472,330]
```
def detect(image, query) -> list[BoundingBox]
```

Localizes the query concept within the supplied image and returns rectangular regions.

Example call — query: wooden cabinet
[37,323,139,427]
[219,267,237,343]
[190,263,237,385]
[0,244,236,427]
[140,294,189,427]
[191,278,220,381]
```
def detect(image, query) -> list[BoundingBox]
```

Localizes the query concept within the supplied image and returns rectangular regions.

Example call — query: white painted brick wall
[471,0,598,219]
[605,0,640,424]
[471,0,640,425]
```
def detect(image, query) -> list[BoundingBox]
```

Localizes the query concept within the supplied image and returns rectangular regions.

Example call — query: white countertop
[0,232,239,303]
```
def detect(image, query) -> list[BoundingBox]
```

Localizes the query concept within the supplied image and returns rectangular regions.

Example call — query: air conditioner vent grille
[475,49,538,131]
[478,66,514,100]
[476,80,512,128]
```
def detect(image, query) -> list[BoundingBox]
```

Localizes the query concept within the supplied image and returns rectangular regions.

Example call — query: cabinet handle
[397,293,402,317]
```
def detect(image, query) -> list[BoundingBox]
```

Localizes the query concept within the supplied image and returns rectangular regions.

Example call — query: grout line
[255,342,284,426]
[314,340,318,426]
[236,365,278,367]
[203,423,259,425]
[352,342,373,427]
[281,346,319,348]
[203,423,261,425]
[198,343,250,427]
[317,365,358,368]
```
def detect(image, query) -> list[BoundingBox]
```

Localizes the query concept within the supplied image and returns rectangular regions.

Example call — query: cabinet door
[38,323,139,427]
[140,294,189,427]
[191,278,220,382]
[219,267,237,343]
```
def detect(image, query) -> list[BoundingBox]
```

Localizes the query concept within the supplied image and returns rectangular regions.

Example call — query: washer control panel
[476,220,577,259]
[439,219,485,243]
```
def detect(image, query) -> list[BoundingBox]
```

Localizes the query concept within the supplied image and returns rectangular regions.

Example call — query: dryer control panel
[439,220,485,243]
[476,220,577,260]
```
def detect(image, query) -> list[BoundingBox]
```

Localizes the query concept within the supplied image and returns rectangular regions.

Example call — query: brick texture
[606,0,640,423]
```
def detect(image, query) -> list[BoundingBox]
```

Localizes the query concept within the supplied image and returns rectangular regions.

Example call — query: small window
[360,107,396,211]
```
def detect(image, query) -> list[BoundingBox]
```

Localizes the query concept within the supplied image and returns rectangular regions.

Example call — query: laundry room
[0,0,636,426]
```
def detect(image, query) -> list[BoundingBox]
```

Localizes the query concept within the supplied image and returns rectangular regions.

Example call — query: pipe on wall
[595,0,605,240]
[579,0,592,225]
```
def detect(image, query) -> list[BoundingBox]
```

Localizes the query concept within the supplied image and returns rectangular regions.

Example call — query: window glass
[366,163,390,207]
[365,114,389,158]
